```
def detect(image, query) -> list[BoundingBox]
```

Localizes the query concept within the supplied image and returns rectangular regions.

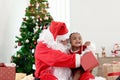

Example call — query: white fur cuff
[75,54,81,68]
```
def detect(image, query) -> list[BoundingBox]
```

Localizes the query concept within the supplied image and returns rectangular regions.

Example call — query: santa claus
[34,21,106,80]
[34,21,81,80]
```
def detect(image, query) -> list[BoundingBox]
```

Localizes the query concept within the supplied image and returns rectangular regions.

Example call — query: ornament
[31,8,34,12]
[36,26,39,29]
[111,43,120,57]
[25,39,29,43]
[32,49,34,53]
[14,44,17,48]
[36,15,40,19]
[46,2,49,8]
[32,38,35,41]
[34,41,37,45]
[36,19,39,22]
[17,54,20,58]
[30,4,32,7]
[34,28,38,34]
[40,18,43,22]
[43,9,47,13]
[101,46,106,57]
[36,3,39,9]
[18,42,22,46]
[31,16,35,19]
[23,18,26,21]
[44,16,49,20]
[43,26,47,29]
[50,16,53,20]
[30,46,32,49]
[10,56,13,62]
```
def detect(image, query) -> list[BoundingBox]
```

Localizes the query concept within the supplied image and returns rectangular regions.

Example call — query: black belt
[34,77,40,80]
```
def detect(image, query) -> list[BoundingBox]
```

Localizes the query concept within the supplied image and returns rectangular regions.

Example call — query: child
[69,32,95,80]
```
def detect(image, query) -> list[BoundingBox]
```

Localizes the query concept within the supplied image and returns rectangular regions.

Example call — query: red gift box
[81,51,99,71]
[0,66,16,80]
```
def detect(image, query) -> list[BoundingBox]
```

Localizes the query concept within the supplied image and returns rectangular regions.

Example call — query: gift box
[15,73,26,80]
[102,62,120,80]
[81,51,99,71]
[0,63,16,80]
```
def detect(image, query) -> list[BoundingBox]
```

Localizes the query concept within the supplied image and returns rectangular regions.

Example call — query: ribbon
[108,72,120,76]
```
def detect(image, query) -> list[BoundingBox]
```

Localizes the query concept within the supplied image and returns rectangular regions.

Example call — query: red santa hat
[49,21,69,41]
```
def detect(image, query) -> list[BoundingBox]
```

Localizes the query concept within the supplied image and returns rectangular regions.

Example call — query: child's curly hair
[69,32,80,39]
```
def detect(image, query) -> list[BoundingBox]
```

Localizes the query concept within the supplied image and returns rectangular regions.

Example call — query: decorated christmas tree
[11,0,53,74]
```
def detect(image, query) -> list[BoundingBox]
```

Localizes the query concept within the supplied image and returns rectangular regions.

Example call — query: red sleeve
[35,42,80,68]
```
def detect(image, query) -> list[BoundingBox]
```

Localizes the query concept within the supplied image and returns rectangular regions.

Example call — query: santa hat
[49,21,69,41]
[38,21,69,50]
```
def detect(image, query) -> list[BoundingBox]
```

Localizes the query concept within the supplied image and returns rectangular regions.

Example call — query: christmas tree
[11,0,53,74]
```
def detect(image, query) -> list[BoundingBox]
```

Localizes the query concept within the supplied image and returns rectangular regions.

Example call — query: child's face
[70,33,82,47]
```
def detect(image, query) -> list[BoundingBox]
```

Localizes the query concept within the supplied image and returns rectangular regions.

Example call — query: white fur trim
[75,54,81,68]
[53,67,72,80]
[56,32,70,41]
[91,76,106,80]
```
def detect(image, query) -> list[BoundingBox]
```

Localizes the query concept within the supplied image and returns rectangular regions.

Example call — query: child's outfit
[69,45,95,80]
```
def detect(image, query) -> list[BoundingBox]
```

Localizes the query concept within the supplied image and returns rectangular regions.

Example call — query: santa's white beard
[51,40,72,80]
[49,40,72,80]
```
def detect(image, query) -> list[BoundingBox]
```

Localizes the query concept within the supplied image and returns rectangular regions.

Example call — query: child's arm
[81,41,96,56]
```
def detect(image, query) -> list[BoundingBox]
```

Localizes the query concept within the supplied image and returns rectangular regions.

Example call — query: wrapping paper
[0,66,16,80]
[102,61,120,80]
[81,51,99,71]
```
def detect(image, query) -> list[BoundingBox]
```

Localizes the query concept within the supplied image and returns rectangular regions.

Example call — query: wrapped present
[0,63,16,80]
[16,73,26,80]
[21,74,34,80]
[102,61,120,80]
[81,51,99,71]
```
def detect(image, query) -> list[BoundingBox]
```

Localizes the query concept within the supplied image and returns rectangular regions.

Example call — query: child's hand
[84,41,91,46]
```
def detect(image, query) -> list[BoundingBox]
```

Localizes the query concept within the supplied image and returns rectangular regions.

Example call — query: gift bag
[81,51,99,71]
[0,66,16,80]
[0,63,16,80]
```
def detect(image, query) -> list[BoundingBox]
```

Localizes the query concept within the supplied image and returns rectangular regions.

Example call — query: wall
[70,0,120,57]
[0,0,29,63]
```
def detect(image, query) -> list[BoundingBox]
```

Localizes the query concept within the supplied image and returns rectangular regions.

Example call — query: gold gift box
[102,61,120,80]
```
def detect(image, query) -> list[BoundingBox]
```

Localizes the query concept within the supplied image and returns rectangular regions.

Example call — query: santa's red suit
[34,21,81,80]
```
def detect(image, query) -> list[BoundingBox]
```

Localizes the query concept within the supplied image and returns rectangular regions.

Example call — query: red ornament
[34,41,37,45]
[46,3,49,8]
[30,46,32,49]
[23,18,26,21]
[43,26,47,29]
[18,42,22,46]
